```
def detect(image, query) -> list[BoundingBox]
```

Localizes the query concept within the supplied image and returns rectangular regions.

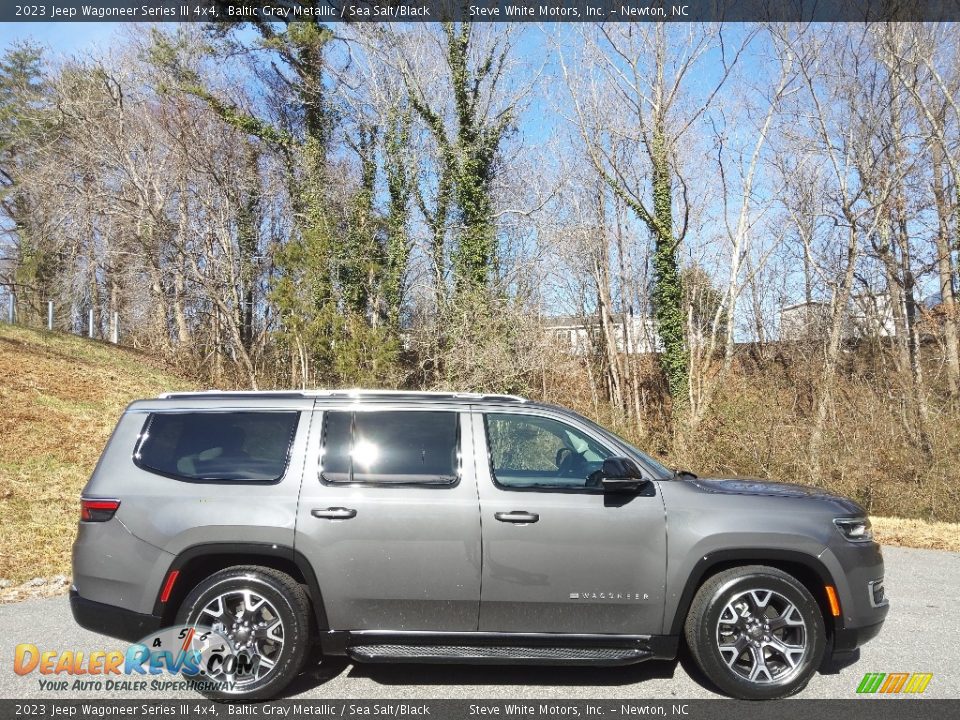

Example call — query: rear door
[294,403,482,631]
[472,407,667,635]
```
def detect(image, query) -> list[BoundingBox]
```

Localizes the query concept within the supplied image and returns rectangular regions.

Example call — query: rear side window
[320,410,458,486]
[135,411,300,483]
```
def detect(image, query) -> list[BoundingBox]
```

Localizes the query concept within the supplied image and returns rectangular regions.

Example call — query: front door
[472,408,667,635]
[295,404,482,631]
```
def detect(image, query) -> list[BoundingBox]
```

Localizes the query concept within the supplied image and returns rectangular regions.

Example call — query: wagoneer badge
[570,592,650,600]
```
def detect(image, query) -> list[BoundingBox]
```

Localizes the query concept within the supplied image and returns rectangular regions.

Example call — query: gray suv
[72,390,887,700]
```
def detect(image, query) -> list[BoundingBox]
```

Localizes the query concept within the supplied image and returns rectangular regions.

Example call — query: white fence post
[88,308,94,338]
[112,312,119,344]
[47,301,53,330]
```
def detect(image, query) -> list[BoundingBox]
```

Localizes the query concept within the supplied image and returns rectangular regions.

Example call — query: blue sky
[0,22,133,54]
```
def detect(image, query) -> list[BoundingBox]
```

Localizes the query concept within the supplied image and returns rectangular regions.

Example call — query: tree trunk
[148,263,170,353]
[932,134,960,400]
[809,223,858,478]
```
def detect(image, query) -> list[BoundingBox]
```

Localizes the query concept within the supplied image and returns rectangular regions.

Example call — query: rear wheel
[684,565,825,700]
[176,565,311,701]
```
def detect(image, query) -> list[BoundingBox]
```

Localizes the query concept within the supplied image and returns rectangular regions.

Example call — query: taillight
[80,498,120,522]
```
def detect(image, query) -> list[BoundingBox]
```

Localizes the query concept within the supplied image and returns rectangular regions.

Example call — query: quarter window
[485,413,613,490]
[135,411,299,483]
[320,411,459,486]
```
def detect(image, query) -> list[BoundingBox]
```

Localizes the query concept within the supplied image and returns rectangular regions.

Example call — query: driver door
[472,408,667,635]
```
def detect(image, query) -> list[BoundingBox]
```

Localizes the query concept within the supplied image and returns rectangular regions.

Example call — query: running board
[346,643,652,665]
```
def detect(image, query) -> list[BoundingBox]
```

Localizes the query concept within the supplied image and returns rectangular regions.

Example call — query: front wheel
[176,565,312,701]
[684,565,826,700]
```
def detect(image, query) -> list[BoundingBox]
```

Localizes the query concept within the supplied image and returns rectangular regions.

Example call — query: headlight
[834,516,873,542]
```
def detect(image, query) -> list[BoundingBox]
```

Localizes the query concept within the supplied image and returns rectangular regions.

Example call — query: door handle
[494,511,539,524]
[311,507,358,520]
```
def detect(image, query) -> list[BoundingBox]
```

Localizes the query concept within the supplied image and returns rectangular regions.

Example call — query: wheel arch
[154,542,328,631]
[669,549,838,640]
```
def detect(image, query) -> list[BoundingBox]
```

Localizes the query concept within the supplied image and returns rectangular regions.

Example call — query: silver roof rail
[157,389,528,403]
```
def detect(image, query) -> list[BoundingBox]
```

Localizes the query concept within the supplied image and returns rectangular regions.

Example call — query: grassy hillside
[0,325,195,584]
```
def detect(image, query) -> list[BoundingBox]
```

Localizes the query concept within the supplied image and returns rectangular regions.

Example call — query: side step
[347,644,651,666]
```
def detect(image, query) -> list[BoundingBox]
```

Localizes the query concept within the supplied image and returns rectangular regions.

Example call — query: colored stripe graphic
[857,672,932,694]
[903,674,933,694]
[857,673,885,693]
[880,673,909,693]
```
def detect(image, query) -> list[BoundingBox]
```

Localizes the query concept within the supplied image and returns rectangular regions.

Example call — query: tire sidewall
[696,571,825,700]
[175,570,307,701]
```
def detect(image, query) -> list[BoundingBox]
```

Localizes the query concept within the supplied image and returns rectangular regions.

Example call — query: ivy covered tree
[402,22,515,295]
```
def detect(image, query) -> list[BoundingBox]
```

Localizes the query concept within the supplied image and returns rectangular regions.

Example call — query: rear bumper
[70,589,163,643]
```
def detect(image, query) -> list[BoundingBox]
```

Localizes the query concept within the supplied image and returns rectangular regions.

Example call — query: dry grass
[872,516,960,553]
[0,325,194,584]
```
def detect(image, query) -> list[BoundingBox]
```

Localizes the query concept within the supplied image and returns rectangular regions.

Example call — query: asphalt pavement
[0,546,956,700]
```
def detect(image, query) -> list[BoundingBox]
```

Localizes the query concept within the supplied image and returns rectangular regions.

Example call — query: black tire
[175,565,311,701]
[684,565,826,700]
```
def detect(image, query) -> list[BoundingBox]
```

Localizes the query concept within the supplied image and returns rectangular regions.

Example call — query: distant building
[780,301,832,341]
[544,313,661,355]
[780,293,897,341]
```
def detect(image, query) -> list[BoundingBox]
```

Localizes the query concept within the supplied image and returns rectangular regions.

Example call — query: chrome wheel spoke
[243,590,266,614]
[768,603,804,631]
[747,645,773,682]
[718,635,749,667]
[719,605,739,626]
[200,596,225,621]
[764,636,805,669]
[748,590,773,613]
[264,617,284,642]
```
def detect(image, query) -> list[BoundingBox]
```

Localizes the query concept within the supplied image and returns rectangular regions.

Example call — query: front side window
[320,410,459,486]
[135,411,299,482]
[485,413,613,490]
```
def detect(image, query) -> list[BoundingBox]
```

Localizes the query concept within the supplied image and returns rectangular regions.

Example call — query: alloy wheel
[195,588,285,690]
[715,588,808,684]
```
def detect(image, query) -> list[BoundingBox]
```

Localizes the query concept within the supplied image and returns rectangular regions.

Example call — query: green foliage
[445,23,513,292]
[649,129,688,405]
[270,216,338,379]
[408,23,515,296]
[1,42,59,319]
[150,17,401,384]
[0,42,47,159]
[341,125,380,316]
[332,313,402,387]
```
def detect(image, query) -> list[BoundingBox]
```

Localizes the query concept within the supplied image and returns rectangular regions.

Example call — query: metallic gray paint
[470,408,667,634]
[294,405,482,632]
[73,391,887,661]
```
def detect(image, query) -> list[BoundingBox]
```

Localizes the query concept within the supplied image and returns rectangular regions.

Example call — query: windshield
[572,413,673,479]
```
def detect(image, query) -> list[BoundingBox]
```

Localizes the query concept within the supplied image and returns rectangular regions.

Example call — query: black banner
[5,1,960,24]
[0,700,957,720]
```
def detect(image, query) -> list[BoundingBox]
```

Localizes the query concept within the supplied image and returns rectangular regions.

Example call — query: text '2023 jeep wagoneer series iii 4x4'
[72,390,888,700]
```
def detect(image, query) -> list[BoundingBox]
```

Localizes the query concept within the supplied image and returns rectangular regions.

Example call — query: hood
[690,477,864,514]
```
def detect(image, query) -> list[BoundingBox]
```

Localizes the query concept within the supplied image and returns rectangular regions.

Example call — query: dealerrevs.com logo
[13,625,257,693]
[856,672,934,695]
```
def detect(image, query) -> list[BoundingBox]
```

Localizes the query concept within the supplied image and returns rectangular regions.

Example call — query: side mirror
[599,456,647,492]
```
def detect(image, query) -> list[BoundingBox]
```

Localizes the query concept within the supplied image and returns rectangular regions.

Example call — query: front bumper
[833,618,885,654]
[70,588,163,643]
[818,539,889,658]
